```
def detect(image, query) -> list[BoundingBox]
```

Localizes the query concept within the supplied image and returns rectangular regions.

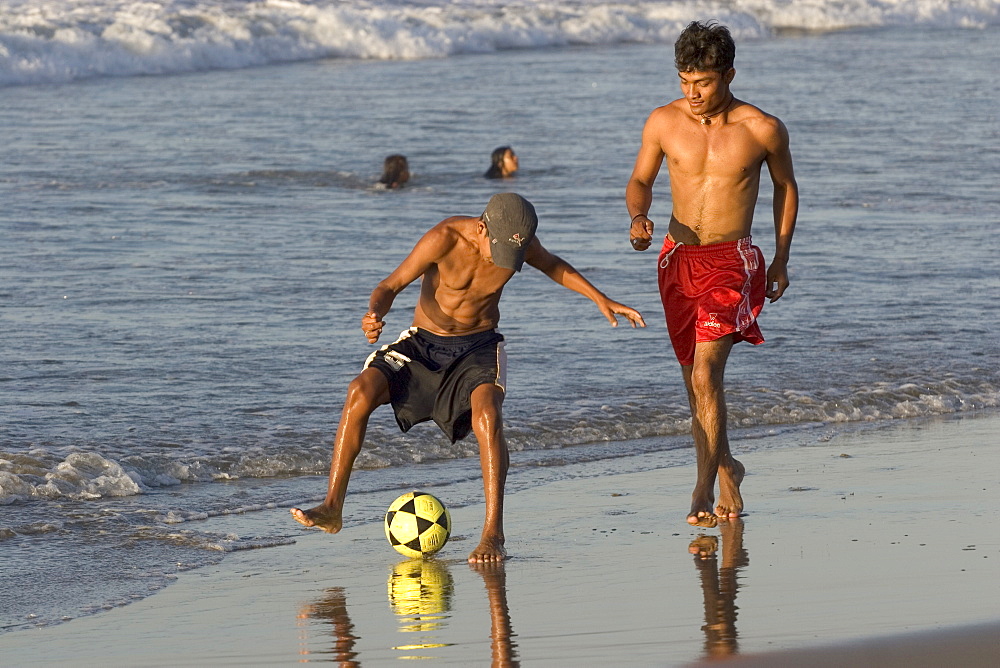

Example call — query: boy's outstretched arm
[524,240,646,328]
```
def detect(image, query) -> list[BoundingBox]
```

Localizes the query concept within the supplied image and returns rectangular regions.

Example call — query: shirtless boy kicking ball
[292,193,645,562]
[626,21,799,527]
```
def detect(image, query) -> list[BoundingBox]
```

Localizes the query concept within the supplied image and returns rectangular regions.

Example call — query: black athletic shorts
[364,328,506,443]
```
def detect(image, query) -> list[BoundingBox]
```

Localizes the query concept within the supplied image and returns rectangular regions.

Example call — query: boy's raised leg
[291,367,390,533]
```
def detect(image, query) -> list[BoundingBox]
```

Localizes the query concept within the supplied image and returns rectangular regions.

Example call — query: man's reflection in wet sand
[470,561,520,667]
[297,586,360,666]
[689,518,748,659]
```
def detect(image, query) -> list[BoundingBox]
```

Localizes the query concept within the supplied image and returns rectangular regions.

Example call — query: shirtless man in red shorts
[626,21,799,527]
[292,193,645,562]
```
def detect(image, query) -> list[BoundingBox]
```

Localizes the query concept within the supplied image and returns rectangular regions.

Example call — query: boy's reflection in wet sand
[470,561,520,667]
[297,586,360,667]
[387,559,455,659]
[299,559,518,666]
[689,518,748,659]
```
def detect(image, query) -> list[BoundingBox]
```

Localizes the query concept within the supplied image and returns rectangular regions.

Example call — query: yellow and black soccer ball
[384,491,451,558]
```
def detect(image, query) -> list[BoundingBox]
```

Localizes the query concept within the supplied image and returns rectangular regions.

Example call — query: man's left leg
[468,383,509,563]
[683,335,745,526]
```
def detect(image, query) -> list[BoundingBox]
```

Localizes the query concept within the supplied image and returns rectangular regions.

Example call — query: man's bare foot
[468,534,507,563]
[290,504,344,534]
[688,486,718,527]
[687,510,719,528]
[715,458,745,520]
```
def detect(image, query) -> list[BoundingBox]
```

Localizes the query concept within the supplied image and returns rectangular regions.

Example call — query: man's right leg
[291,367,390,533]
[682,335,744,527]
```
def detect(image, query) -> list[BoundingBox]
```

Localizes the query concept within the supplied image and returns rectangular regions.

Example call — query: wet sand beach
[4,413,999,666]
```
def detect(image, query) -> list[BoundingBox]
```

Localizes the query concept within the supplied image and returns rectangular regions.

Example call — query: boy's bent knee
[471,383,504,410]
[471,384,505,432]
[345,369,390,409]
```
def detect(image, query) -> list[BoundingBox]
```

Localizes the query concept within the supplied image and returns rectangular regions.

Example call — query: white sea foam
[40,452,144,499]
[1,376,995,504]
[1,0,996,86]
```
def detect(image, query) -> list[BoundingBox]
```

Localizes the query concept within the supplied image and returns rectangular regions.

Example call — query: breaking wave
[2,0,997,86]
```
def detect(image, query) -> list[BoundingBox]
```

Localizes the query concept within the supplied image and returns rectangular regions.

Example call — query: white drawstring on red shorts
[659,241,685,268]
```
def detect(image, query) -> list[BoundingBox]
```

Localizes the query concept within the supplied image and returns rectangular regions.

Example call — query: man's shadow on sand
[299,560,519,667]
[688,518,749,660]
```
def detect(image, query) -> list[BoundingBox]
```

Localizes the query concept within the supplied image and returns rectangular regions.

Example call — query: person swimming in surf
[377,154,409,189]
[483,146,518,179]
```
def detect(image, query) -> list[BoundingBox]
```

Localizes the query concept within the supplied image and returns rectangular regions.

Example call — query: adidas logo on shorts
[384,351,411,371]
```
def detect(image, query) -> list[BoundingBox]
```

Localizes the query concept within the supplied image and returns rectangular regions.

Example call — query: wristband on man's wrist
[630,213,648,224]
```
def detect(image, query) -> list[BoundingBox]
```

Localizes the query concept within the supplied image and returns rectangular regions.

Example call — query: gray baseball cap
[481,193,538,271]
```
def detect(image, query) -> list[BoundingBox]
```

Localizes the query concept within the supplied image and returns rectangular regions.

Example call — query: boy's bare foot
[290,504,344,534]
[468,534,507,563]
[715,458,745,520]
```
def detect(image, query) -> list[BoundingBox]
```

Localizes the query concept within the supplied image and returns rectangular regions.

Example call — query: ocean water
[2,0,999,633]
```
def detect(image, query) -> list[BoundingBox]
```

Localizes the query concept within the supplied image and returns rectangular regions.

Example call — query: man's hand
[600,301,646,328]
[629,215,654,252]
[766,259,789,302]
[362,311,385,343]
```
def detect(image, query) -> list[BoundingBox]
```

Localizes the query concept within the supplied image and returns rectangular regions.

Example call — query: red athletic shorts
[657,235,766,366]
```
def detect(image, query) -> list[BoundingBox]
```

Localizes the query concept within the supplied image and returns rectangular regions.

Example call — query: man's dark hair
[674,21,735,73]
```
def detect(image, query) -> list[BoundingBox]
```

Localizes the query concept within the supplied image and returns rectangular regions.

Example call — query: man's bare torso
[411,217,515,336]
[653,98,777,245]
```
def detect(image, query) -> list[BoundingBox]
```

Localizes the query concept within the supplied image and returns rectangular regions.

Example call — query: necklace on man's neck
[700,95,734,125]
